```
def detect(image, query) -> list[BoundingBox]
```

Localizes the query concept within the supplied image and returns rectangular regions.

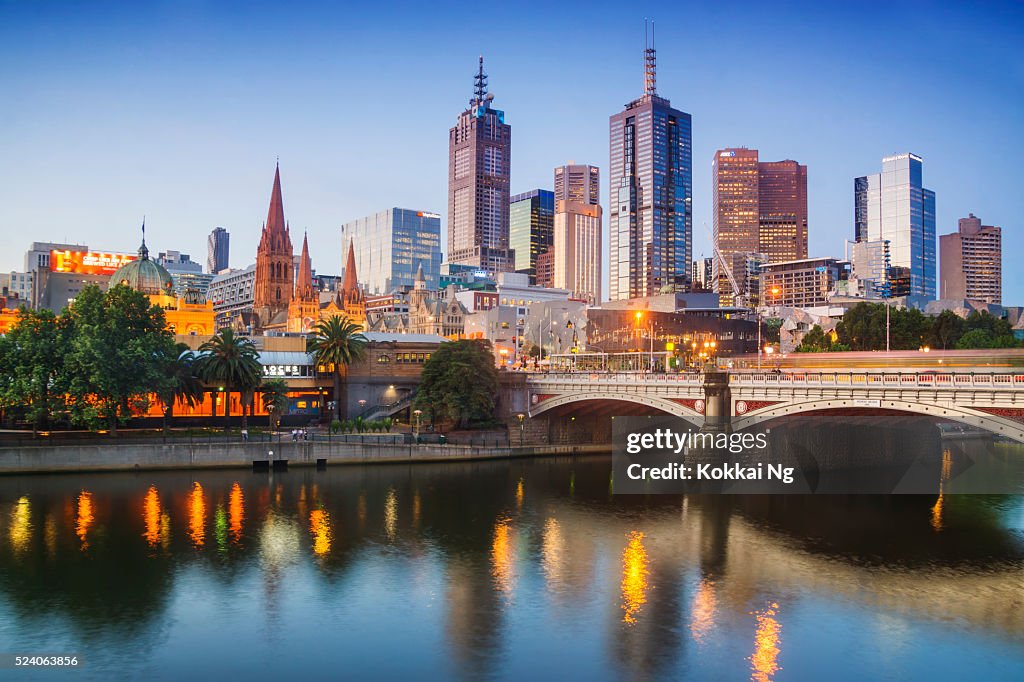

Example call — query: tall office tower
[713,148,808,304]
[554,162,600,205]
[553,201,603,304]
[509,190,554,282]
[609,29,692,300]
[341,208,442,294]
[447,57,514,274]
[939,213,1002,304]
[690,257,714,291]
[252,163,294,329]
[207,227,229,274]
[758,160,807,263]
[854,153,936,299]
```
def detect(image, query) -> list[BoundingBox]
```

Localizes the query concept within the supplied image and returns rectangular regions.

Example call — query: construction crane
[701,222,746,307]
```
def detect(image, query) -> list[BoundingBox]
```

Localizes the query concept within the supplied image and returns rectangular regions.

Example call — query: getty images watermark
[612,415,1024,495]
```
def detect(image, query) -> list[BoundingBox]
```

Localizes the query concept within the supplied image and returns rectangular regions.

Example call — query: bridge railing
[527,370,1024,390]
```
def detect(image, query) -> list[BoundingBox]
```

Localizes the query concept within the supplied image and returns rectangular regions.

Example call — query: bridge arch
[733,398,1024,444]
[529,391,703,427]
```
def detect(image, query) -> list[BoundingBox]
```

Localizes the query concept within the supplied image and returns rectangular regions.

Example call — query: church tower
[330,239,366,328]
[253,163,294,329]
[287,232,319,333]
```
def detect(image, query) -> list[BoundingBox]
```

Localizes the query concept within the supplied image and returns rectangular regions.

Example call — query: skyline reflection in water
[0,453,1022,680]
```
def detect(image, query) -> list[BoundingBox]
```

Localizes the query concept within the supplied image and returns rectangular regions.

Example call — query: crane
[701,222,745,307]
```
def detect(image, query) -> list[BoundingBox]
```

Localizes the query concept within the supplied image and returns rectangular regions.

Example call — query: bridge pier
[702,368,732,434]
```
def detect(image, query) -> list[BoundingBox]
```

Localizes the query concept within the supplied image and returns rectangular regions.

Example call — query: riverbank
[0,440,610,474]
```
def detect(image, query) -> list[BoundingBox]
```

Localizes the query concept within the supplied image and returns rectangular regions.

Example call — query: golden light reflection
[541,517,565,589]
[931,487,944,532]
[412,491,421,528]
[309,508,332,556]
[229,482,244,544]
[620,530,649,625]
[384,488,398,541]
[44,514,57,558]
[10,496,31,554]
[750,603,782,682]
[160,512,171,550]
[188,482,206,548]
[689,577,717,644]
[491,516,516,595]
[515,478,524,510]
[931,450,952,532]
[143,486,161,547]
[76,491,94,550]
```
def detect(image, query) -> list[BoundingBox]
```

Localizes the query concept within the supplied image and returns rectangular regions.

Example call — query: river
[1,454,1023,680]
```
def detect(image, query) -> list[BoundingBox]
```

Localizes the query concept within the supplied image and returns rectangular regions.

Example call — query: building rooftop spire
[474,55,488,103]
[138,216,149,260]
[644,19,657,96]
[294,231,314,299]
[342,238,359,294]
[265,162,286,237]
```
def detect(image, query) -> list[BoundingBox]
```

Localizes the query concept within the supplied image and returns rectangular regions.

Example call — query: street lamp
[516,413,525,446]
[413,409,422,439]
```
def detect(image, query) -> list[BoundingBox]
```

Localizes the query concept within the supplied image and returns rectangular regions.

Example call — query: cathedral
[252,163,294,330]
[319,239,366,329]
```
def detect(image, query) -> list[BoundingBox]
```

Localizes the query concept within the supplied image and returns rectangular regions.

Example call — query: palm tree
[260,378,290,431]
[307,315,367,421]
[195,329,262,432]
[157,344,204,433]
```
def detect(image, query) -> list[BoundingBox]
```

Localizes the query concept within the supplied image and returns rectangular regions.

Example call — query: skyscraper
[447,57,514,274]
[207,227,229,274]
[554,162,600,205]
[252,163,294,329]
[609,30,692,300]
[939,213,1001,303]
[341,209,442,294]
[509,190,554,282]
[854,153,936,299]
[712,148,807,304]
[552,162,602,304]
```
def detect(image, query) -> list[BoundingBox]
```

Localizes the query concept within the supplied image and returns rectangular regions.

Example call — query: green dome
[110,239,174,295]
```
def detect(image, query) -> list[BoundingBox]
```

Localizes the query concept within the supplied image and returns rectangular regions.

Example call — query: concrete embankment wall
[0,441,611,475]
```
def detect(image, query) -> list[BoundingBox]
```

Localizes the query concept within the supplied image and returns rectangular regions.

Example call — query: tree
[194,328,263,432]
[307,315,367,421]
[795,325,832,353]
[260,378,290,431]
[156,344,204,432]
[836,303,887,351]
[928,310,965,350]
[63,285,176,432]
[414,339,499,429]
[0,307,66,432]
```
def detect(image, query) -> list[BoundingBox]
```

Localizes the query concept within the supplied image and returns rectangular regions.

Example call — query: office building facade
[554,162,600,205]
[691,257,714,292]
[939,213,1001,303]
[759,257,848,309]
[508,190,554,282]
[341,208,442,294]
[207,227,229,274]
[609,40,692,299]
[854,153,936,298]
[447,57,514,274]
[553,200,602,304]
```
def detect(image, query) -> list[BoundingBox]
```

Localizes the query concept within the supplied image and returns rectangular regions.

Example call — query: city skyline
[2,2,1022,301]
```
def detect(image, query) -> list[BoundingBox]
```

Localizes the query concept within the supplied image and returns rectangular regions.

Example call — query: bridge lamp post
[413,409,422,439]
[516,413,525,446]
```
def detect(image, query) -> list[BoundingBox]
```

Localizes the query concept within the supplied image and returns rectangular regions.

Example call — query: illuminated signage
[720,151,736,157]
[264,364,306,377]
[417,212,441,219]
[50,251,136,276]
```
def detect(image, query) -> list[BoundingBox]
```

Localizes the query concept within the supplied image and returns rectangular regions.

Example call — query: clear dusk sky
[2,1,1022,301]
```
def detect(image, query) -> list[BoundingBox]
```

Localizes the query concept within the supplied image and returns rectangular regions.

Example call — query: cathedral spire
[342,238,358,294]
[294,231,314,301]
[264,162,286,237]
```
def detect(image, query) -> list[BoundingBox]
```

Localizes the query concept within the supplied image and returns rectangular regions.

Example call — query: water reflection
[384,488,398,542]
[10,496,31,554]
[75,491,94,551]
[750,602,782,682]
[188,482,205,548]
[309,509,332,556]
[621,530,649,625]
[689,577,717,644]
[143,486,161,548]
[229,482,244,545]
[491,516,516,596]
[540,517,565,591]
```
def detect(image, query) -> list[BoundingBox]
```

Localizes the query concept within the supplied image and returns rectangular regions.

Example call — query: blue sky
[2,1,1022,301]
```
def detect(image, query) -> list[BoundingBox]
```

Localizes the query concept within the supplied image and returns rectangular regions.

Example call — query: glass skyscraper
[609,41,692,300]
[340,208,442,294]
[509,189,554,282]
[854,153,935,299]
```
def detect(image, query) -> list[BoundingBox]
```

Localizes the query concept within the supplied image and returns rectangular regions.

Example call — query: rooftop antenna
[474,55,488,103]
[644,18,657,96]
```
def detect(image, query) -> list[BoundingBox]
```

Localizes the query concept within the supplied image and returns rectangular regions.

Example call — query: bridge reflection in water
[0,456,1022,679]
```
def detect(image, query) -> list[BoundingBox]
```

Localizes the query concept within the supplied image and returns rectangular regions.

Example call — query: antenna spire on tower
[644,19,657,96]
[474,55,488,103]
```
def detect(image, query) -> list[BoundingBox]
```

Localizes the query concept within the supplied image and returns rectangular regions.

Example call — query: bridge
[523,362,1024,443]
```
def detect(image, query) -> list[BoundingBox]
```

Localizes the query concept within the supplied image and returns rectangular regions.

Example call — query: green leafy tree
[63,285,176,432]
[307,315,367,421]
[795,325,831,353]
[260,378,290,430]
[928,310,965,350]
[414,339,499,429]
[955,328,995,349]
[194,328,263,432]
[156,344,204,432]
[0,307,67,432]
